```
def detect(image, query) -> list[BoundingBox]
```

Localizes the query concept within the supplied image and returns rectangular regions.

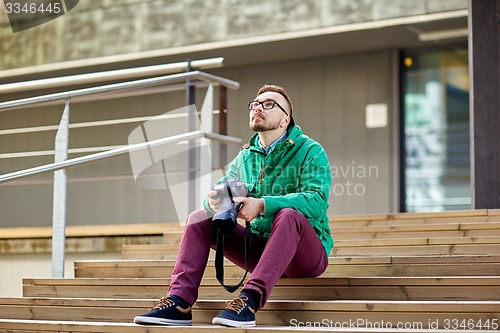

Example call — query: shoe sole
[212,317,256,327]
[134,315,192,326]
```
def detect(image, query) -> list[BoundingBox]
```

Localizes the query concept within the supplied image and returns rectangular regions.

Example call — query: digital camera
[212,179,249,235]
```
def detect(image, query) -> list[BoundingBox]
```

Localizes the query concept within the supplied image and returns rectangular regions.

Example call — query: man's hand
[207,190,221,212]
[233,197,264,221]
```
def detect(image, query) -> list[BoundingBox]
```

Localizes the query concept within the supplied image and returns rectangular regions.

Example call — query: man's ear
[281,116,290,128]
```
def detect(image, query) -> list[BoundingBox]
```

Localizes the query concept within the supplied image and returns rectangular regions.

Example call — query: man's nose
[254,103,264,112]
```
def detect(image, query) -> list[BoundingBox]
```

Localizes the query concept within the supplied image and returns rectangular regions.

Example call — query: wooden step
[328,229,499,240]
[331,222,500,234]
[138,230,500,249]
[330,209,500,225]
[121,241,500,260]
[159,220,500,243]
[1,298,499,328]
[336,235,500,247]
[331,243,500,257]
[0,318,497,333]
[22,276,500,301]
[74,255,500,279]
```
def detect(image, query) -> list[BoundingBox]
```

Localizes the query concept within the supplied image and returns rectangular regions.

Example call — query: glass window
[402,47,470,212]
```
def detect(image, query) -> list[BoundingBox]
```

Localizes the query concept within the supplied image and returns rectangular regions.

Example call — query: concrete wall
[0,251,122,297]
[0,0,467,70]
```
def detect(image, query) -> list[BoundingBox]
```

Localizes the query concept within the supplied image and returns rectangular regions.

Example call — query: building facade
[0,0,469,228]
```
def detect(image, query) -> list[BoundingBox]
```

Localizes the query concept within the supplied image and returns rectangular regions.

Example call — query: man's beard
[250,118,280,132]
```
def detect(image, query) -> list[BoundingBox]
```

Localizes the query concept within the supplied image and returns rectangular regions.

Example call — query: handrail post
[186,60,196,213]
[199,83,214,207]
[218,85,228,168]
[52,99,70,278]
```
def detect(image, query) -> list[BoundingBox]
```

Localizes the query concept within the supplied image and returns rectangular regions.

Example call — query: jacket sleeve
[262,145,331,221]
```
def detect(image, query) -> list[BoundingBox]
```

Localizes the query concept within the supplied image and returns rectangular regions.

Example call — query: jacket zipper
[259,164,265,184]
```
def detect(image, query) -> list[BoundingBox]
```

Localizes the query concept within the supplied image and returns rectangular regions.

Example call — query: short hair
[256,84,293,117]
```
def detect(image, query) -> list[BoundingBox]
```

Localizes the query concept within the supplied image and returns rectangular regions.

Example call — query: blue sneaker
[134,296,192,326]
[212,296,256,327]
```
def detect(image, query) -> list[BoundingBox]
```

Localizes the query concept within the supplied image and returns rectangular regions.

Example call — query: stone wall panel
[227,0,279,38]
[372,0,426,20]
[322,0,373,26]
[184,0,227,44]
[35,18,64,65]
[427,0,468,13]
[276,0,320,32]
[142,0,184,50]
[102,4,142,56]
[63,9,102,60]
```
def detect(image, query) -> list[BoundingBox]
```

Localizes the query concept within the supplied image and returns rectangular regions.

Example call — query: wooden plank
[0,314,498,333]
[391,255,500,264]
[121,244,180,252]
[3,297,500,313]
[331,223,461,233]
[75,262,500,280]
[335,238,427,247]
[15,284,500,301]
[332,245,452,257]
[2,293,500,331]
[334,229,500,239]
[24,276,500,288]
[427,236,500,245]
[0,235,165,255]
[460,222,500,230]
[333,230,467,240]
[328,263,500,278]
[391,210,488,220]
[488,209,500,216]
[332,221,500,233]
[0,223,181,239]
[332,244,500,257]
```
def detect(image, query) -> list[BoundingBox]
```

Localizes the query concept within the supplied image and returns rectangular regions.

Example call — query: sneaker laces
[225,296,248,314]
[153,296,175,310]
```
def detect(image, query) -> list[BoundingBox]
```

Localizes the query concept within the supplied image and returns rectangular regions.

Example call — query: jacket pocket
[271,177,300,195]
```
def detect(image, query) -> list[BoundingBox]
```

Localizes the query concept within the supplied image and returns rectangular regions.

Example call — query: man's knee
[274,208,302,221]
[185,209,212,227]
[272,208,306,231]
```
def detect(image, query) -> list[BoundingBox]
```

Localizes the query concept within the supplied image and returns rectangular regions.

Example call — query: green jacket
[204,121,333,256]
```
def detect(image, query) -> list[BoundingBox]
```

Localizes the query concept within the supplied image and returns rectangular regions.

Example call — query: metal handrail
[0,57,225,94]
[0,130,242,184]
[0,60,241,278]
[0,71,239,111]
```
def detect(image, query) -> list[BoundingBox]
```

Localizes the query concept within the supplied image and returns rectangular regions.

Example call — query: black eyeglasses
[248,99,288,116]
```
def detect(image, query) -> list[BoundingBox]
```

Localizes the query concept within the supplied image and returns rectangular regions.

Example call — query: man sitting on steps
[133,84,333,328]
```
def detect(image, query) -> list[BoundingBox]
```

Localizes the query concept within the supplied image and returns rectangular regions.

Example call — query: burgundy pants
[168,208,328,309]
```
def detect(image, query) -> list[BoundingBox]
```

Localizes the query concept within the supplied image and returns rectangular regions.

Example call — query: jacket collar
[245,117,304,150]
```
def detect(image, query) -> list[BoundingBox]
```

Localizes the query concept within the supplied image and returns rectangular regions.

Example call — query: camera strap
[215,220,251,293]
